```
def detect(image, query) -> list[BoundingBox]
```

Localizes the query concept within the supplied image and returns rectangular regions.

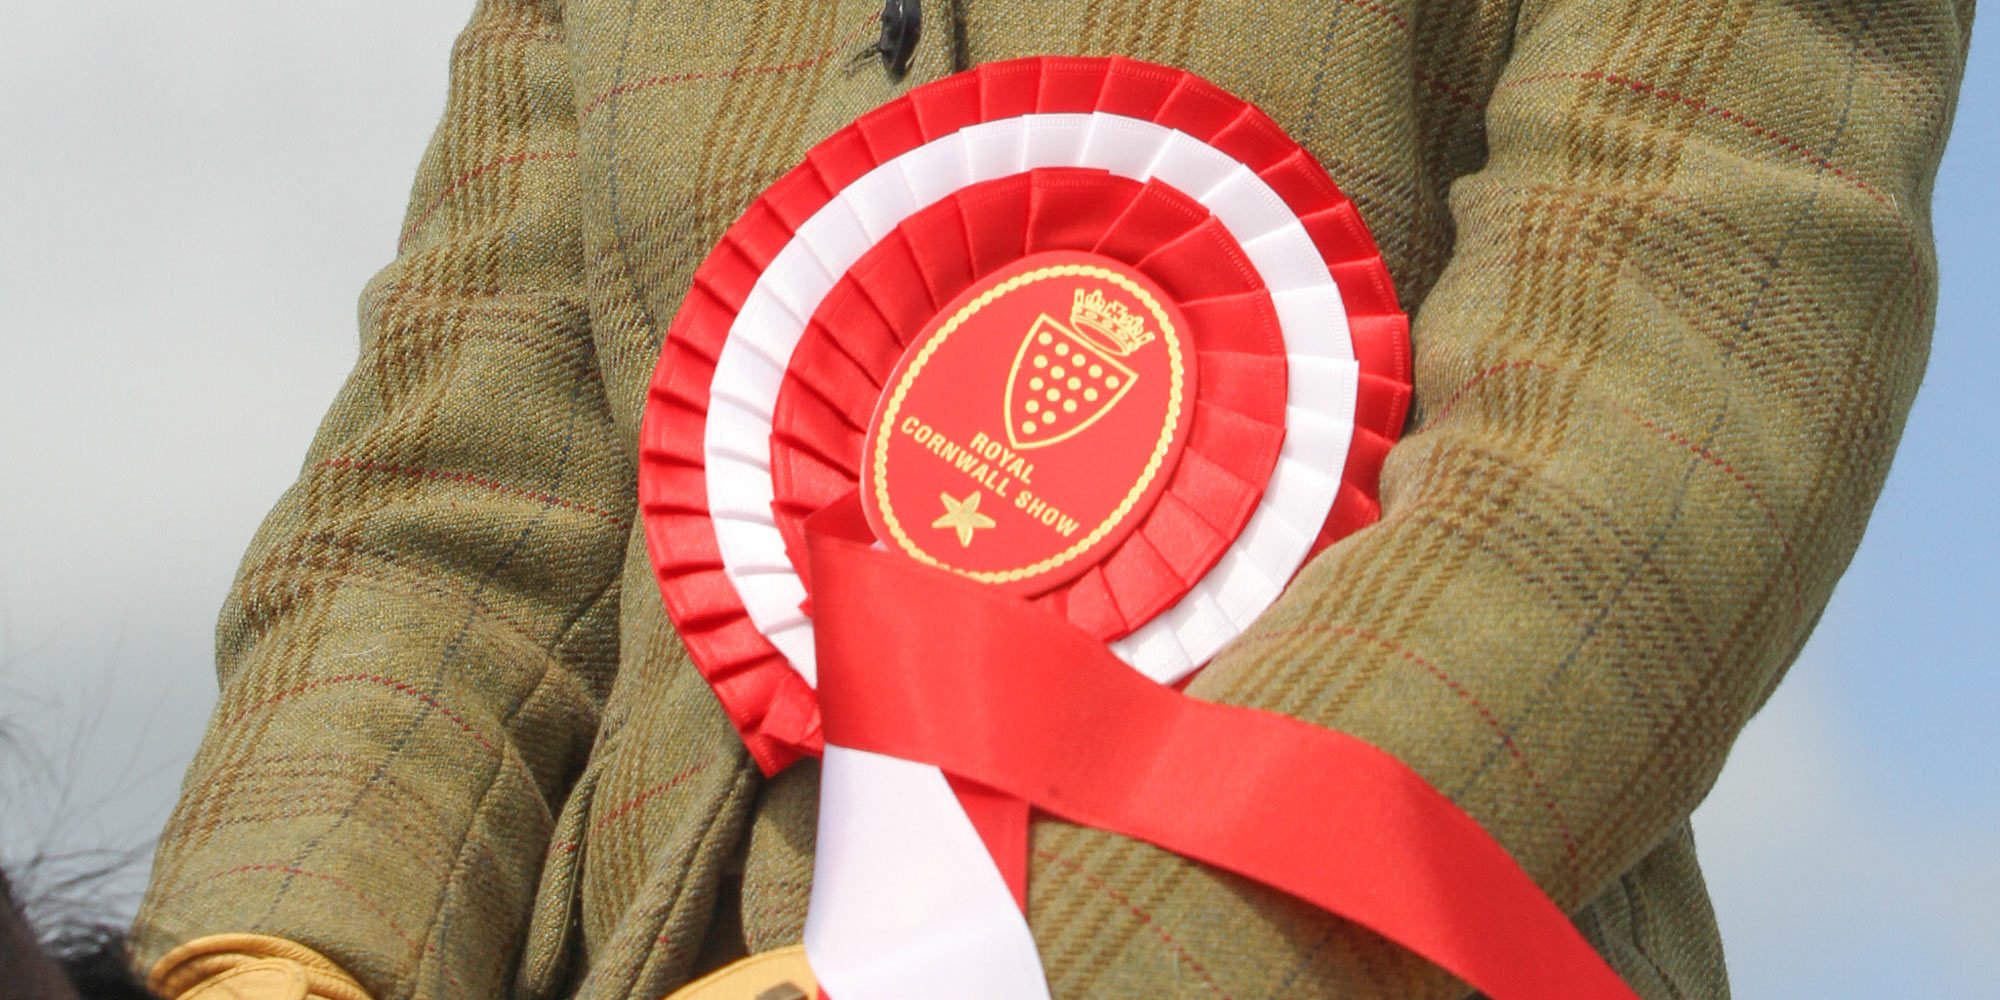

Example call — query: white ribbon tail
[805,745,1052,1000]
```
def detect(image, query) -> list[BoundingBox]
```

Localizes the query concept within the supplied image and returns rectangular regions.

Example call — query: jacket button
[877,0,920,79]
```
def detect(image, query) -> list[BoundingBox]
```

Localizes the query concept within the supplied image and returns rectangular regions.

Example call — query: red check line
[578,16,880,120]
[1433,359,1806,611]
[224,673,498,755]
[1031,847,1231,999]
[1429,359,1557,425]
[399,149,578,248]
[1305,622,1584,885]
[1617,407,1806,611]
[1418,70,1483,111]
[1495,71,1895,211]
[548,759,714,854]
[317,457,629,528]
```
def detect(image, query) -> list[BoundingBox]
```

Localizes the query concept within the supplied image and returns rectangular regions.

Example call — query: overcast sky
[1,5,1993,997]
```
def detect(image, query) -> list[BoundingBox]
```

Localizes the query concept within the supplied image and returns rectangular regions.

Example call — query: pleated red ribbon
[806,496,1638,1000]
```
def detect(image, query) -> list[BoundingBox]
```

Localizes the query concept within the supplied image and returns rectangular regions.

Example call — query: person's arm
[1028,0,1971,995]
[133,2,619,996]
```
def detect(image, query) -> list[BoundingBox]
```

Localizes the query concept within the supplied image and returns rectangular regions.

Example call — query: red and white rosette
[641,57,1410,999]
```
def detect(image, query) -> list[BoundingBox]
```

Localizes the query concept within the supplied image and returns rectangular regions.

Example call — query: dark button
[876,0,921,79]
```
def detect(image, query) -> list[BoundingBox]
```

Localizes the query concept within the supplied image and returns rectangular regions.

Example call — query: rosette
[640,56,1409,774]
[642,54,1635,1000]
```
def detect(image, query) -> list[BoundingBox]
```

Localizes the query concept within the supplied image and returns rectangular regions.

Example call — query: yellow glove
[148,934,371,1000]
[663,945,816,1000]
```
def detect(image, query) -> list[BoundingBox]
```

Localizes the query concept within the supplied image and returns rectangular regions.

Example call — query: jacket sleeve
[1028,0,1971,996]
[132,2,621,996]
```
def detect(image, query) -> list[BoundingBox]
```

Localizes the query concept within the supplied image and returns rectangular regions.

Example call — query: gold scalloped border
[871,262,1186,584]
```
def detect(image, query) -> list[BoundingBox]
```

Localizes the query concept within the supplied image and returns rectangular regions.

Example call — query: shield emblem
[1004,312,1139,450]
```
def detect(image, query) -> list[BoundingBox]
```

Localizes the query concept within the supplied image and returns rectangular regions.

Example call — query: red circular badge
[862,252,1196,595]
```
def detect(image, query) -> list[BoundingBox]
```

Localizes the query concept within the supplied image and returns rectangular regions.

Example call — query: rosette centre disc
[862,251,1196,596]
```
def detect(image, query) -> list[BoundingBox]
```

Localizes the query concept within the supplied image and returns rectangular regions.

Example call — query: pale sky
[1,5,1992,997]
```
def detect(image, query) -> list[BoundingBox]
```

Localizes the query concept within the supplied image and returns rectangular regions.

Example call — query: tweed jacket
[132,1,1972,997]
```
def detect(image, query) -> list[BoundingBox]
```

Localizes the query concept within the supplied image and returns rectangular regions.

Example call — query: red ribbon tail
[806,495,1637,1000]
[947,776,1032,909]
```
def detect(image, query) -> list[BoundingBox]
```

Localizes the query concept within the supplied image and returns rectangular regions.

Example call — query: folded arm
[1029,0,1970,995]
[134,2,622,996]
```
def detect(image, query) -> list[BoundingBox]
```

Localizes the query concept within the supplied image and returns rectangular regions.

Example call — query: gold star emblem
[931,491,996,548]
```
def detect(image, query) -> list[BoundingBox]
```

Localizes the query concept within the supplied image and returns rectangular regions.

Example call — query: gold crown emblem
[1069,288,1155,356]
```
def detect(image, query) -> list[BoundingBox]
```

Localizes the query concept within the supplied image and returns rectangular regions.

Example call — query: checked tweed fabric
[133,1,1972,998]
